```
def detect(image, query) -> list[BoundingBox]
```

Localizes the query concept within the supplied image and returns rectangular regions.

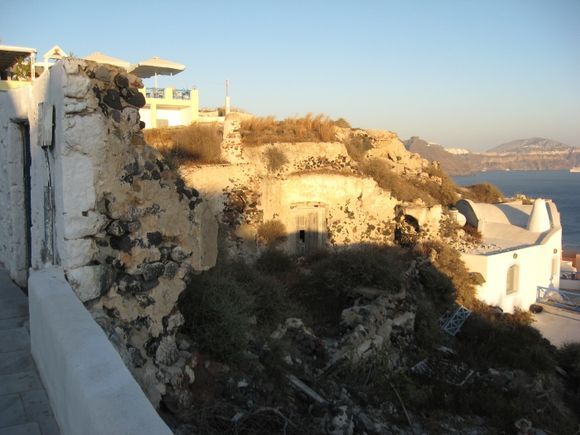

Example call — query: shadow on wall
[496,204,530,227]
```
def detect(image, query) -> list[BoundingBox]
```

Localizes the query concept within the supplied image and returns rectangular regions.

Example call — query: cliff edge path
[0,269,60,435]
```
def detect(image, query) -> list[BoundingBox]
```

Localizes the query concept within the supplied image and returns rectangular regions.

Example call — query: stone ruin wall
[179,121,444,260]
[0,58,219,406]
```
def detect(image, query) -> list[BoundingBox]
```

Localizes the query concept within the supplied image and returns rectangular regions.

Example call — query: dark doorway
[18,121,32,273]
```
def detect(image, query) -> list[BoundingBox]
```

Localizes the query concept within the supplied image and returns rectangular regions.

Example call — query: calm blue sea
[454,171,580,251]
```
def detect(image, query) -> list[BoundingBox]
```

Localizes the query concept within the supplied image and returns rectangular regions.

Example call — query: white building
[456,198,562,313]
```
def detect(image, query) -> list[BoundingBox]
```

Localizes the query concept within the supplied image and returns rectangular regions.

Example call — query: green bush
[294,245,409,326]
[178,270,252,362]
[557,343,580,402]
[457,308,556,373]
[255,248,295,277]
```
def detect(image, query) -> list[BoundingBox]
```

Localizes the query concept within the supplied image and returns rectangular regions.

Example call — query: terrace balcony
[139,87,199,128]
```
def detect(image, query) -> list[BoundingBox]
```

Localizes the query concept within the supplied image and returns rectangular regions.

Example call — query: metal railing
[172,89,191,100]
[537,286,580,312]
[144,88,192,100]
[145,87,165,99]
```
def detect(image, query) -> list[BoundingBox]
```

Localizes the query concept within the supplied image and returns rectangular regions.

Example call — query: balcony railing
[145,88,166,99]
[172,89,191,100]
[144,88,192,100]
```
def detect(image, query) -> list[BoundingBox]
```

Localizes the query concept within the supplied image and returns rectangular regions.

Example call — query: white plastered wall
[0,86,31,285]
[462,228,562,313]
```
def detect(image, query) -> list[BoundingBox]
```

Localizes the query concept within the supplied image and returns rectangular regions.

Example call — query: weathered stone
[164,261,179,279]
[94,65,114,82]
[155,336,179,366]
[106,220,128,237]
[126,220,141,233]
[65,74,92,98]
[103,89,123,110]
[67,265,107,302]
[164,312,184,333]
[140,262,165,281]
[135,294,155,308]
[117,274,143,295]
[170,247,189,262]
[123,88,146,108]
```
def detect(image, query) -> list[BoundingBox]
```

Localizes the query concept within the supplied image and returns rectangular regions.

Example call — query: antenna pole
[225,79,231,115]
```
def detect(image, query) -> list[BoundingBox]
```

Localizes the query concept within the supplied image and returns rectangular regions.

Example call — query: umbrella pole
[154,72,158,89]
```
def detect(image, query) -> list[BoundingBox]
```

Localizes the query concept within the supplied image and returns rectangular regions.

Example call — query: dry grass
[240,113,336,146]
[360,159,435,204]
[144,124,223,167]
[257,220,287,247]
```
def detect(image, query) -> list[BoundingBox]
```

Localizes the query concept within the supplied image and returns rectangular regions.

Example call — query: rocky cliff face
[405,136,580,175]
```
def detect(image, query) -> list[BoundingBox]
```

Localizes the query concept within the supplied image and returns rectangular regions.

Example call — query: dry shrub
[241,113,336,146]
[333,117,352,128]
[344,133,373,161]
[462,183,503,203]
[421,164,460,206]
[144,123,223,167]
[257,220,287,247]
[416,241,479,308]
[360,159,433,204]
[263,147,288,172]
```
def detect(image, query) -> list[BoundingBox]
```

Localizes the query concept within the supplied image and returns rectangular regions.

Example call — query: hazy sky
[1,0,579,151]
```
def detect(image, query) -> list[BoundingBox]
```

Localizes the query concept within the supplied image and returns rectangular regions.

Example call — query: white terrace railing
[537,286,580,312]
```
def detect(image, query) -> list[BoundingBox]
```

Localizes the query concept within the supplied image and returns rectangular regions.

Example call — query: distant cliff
[405,136,580,175]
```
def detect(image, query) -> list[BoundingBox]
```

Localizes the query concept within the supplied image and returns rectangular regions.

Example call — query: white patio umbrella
[129,56,185,88]
[84,52,131,69]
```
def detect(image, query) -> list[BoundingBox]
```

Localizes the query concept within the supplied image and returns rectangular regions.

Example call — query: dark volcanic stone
[123,88,146,108]
[139,121,146,130]
[114,73,129,89]
[151,170,161,180]
[118,274,142,294]
[110,234,132,253]
[164,261,179,279]
[147,231,163,246]
[111,110,122,123]
[141,262,165,281]
[103,89,123,110]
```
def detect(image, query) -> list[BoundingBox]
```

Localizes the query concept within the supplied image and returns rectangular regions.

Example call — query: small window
[299,230,306,242]
[506,264,519,294]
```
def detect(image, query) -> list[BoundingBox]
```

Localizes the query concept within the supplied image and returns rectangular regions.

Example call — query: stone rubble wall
[1,58,218,407]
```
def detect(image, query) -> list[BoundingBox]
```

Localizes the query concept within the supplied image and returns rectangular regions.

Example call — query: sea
[454,170,580,252]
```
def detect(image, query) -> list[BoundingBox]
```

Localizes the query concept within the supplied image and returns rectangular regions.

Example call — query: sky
[1,0,579,151]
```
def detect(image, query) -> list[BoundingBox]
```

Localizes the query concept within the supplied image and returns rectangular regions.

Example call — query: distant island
[405,136,580,175]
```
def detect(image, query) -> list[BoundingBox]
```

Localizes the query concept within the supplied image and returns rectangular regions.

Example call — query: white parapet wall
[28,268,172,435]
